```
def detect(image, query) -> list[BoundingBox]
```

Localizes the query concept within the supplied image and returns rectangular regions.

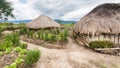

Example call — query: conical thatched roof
[74,3,120,35]
[26,15,61,29]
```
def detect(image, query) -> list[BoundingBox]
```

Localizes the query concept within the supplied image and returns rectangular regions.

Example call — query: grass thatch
[74,3,120,35]
[26,15,61,29]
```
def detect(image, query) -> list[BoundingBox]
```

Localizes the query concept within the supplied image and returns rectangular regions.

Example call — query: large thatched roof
[74,3,120,35]
[26,15,61,29]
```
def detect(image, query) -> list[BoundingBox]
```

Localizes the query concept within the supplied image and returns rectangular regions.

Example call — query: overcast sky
[8,0,120,21]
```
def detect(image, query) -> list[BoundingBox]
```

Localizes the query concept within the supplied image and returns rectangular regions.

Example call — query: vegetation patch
[0,33,40,68]
[20,28,69,43]
[89,41,114,49]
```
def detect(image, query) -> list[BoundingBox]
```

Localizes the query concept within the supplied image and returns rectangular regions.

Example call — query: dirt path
[21,37,120,68]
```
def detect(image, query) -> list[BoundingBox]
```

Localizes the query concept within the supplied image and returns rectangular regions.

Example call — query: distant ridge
[55,20,77,24]
[0,19,77,24]
[0,20,32,23]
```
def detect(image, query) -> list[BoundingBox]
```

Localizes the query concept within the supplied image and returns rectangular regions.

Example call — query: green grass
[0,22,25,31]
[24,50,40,66]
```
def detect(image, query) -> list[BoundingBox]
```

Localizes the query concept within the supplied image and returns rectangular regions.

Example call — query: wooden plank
[95,48,120,51]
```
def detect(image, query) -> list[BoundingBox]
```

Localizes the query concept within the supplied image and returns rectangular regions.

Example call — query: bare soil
[0,51,19,68]
[21,37,120,68]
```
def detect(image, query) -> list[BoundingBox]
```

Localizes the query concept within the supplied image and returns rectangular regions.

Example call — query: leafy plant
[13,47,22,52]
[12,33,20,46]
[19,27,28,35]
[49,34,56,43]
[44,31,49,41]
[19,43,27,49]
[29,31,34,38]
[37,30,41,39]
[4,33,20,47]
[60,29,68,41]
[0,52,3,56]
[15,58,24,64]
[4,63,17,68]
[24,50,40,66]
[5,48,12,54]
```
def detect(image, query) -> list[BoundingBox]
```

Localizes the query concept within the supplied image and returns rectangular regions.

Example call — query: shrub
[5,48,12,54]
[40,30,44,40]
[4,63,17,68]
[24,50,40,66]
[44,31,49,41]
[0,27,3,37]
[12,33,20,46]
[13,47,22,52]
[49,34,56,43]
[89,41,114,49]
[19,27,28,35]
[0,52,3,56]
[4,33,20,47]
[60,29,68,41]
[19,43,27,49]
[37,31,41,39]
[29,31,34,38]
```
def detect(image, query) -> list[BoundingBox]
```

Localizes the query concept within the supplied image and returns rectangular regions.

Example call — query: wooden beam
[114,34,115,43]
[95,48,120,51]
[118,34,119,44]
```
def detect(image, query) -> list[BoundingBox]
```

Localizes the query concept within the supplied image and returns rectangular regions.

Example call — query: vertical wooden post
[88,33,90,42]
[118,34,119,44]
[114,34,115,43]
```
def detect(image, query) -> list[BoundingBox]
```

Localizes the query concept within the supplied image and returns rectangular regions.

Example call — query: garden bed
[0,33,41,68]
[20,36,68,49]
[0,51,18,68]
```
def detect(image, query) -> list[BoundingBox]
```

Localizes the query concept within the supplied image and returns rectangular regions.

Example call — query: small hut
[26,15,61,29]
[73,3,120,44]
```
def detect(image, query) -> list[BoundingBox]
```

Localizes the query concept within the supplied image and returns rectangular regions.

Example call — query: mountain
[55,20,77,24]
[0,20,31,23]
[0,19,77,24]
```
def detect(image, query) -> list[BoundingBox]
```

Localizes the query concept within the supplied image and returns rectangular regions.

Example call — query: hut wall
[79,34,120,44]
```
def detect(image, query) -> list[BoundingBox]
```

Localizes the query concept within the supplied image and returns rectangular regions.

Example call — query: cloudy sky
[8,0,120,21]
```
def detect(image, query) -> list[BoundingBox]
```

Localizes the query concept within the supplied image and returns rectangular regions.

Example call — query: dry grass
[74,3,120,35]
[26,15,61,29]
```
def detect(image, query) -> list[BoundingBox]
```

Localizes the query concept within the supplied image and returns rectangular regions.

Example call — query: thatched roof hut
[73,3,120,44]
[26,15,61,29]
[74,3,120,35]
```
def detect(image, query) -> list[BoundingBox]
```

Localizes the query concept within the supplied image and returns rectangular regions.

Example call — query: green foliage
[13,47,27,54]
[0,52,3,56]
[12,33,20,46]
[89,41,114,49]
[19,43,27,49]
[0,33,24,51]
[24,50,40,66]
[19,27,28,35]
[5,48,12,54]
[49,34,56,43]
[37,30,41,39]
[4,63,17,68]
[44,31,49,41]
[15,58,24,64]
[4,33,20,47]
[0,26,3,37]
[29,31,34,38]
[2,41,13,50]
[13,47,22,52]
[27,28,68,43]
[60,29,68,41]
[0,0,14,20]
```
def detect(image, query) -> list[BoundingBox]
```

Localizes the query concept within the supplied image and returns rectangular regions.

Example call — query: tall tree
[0,0,14,20]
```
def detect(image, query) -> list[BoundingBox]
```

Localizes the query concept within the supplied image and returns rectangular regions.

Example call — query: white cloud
[7,0,120,20]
